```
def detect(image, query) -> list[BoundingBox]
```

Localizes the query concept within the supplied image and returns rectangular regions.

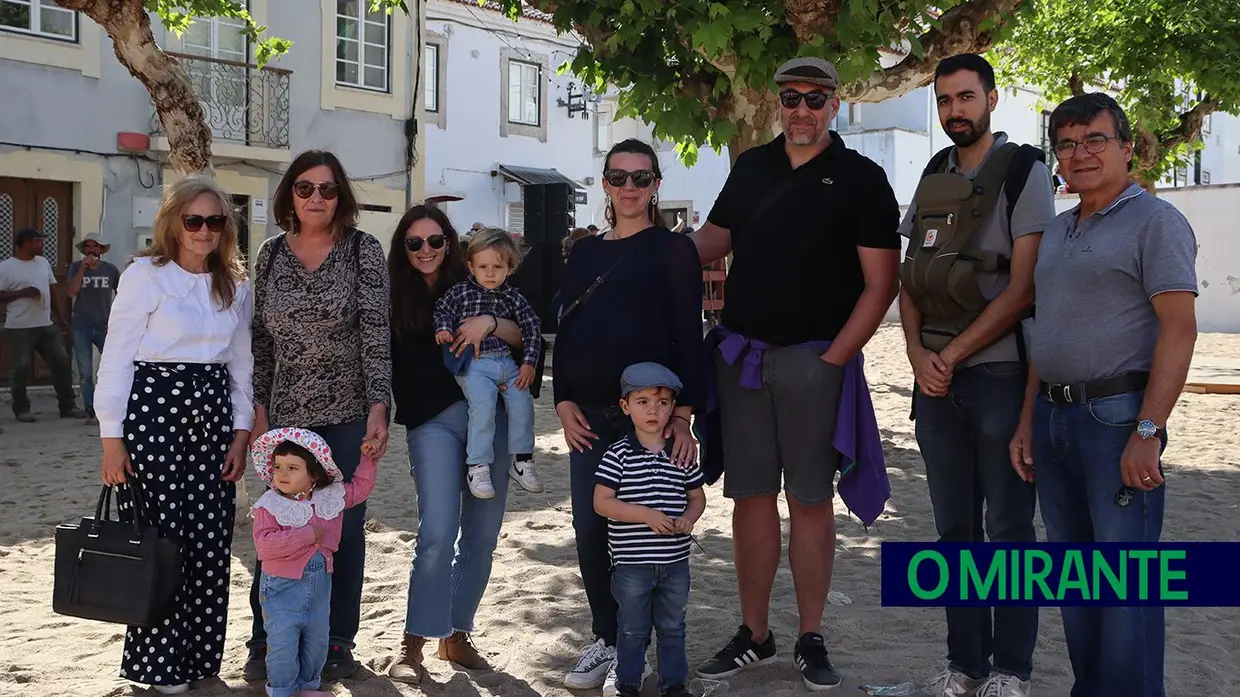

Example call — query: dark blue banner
[880,542,1240,607]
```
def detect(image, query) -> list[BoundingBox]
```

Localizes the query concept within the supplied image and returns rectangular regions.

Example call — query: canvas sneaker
[978,674,1032,697]
[509,457,544,493]
[695,624,778,679]
[564,638,616,689]
[793,632,842,691]
[467,464,496,499]
[152,685,188,695]
[602,658,653,696]
[924,667,988,697]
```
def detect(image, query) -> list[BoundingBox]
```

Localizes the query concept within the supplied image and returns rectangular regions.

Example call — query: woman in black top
[383,206,527,684]
[555,139,706,689]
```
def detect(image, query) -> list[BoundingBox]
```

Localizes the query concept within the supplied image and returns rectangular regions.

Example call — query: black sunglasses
[779,89,831,110]
[292,181,340,200]
[603,169,659,188]
[405,234,447,252]
[182,214,227,232]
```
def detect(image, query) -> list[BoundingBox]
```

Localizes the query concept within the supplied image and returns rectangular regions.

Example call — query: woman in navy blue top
[554,138,705,690]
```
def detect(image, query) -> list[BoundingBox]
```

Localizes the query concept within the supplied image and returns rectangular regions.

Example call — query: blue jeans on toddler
[611,560,691,693]
[260,552,331,697]
[458,352,535,465]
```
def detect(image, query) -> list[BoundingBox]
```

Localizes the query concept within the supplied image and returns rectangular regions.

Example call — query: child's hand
[645,509,675,535]
[312,521,324,545]
[361,438,382,459]
[673,515,697,535]
[435,330,454,345]
[515,364,536,390]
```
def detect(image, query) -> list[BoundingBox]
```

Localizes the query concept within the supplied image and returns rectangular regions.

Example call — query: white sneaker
[925,668,987,697]
[602,658,653,696]
[564,638,616,689]
[978,674,1032,697]
[509,457,544,493]
[467,464,495,499]
[153,685,189,695]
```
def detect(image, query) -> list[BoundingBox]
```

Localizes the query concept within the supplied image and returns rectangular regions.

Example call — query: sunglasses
[603,169,659,188]
[405,234,447,252]
[779,89,831,110]
[292,181,340,200]
[182,214,227,232]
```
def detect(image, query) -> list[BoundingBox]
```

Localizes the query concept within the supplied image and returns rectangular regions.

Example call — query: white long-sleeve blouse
[94,257,255,439]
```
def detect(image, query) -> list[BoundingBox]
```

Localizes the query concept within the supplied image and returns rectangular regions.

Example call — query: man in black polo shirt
[690,57,901,690]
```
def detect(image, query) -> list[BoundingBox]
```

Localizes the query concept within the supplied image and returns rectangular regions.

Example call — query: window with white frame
[336,0,389,92]
[0,0,76,41]
[595,107,612,152]
[424,43,439,112]
[507,60,540,126]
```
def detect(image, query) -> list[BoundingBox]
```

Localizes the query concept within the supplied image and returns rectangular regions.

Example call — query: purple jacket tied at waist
[696,325,890,527]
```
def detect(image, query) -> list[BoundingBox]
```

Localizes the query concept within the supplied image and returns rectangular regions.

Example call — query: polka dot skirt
[117,362,236,687]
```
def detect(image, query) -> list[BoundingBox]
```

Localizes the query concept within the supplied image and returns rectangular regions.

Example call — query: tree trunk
[56,0,213,175]
[725,83,778,165]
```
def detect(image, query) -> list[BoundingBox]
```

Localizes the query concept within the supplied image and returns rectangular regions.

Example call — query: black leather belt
[1039,371,1150,405]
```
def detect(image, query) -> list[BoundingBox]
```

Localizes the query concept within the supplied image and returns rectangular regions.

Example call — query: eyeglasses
[603,169,659,188]
[1053,134,1120,159]
[405,234,447,252]
[779,89,831,110]
[182,214,227,232]
[292,181,340,200]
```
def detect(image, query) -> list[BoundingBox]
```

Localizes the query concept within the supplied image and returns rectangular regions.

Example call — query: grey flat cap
[774,56,841,90]
[621,362,684,398]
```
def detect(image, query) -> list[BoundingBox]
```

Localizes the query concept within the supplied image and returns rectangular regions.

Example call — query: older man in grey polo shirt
[1010,93,1197,697]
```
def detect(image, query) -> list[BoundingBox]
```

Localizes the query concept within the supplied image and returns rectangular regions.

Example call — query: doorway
[231,194,250,265]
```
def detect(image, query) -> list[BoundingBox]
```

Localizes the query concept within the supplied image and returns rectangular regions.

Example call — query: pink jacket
[252,456,377,579]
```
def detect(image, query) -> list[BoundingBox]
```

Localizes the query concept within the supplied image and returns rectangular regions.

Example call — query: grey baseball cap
[774,56,840,90]
[620,362,683,398]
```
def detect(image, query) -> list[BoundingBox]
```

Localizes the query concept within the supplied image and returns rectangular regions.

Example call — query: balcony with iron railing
[150,51,292,156]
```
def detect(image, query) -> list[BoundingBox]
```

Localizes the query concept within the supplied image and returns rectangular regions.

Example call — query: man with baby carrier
[897,54,1056,697]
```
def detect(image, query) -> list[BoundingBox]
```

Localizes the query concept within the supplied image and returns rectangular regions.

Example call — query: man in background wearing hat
[691,57,899,689]
[0,227,86,423]
[66,232,121,425]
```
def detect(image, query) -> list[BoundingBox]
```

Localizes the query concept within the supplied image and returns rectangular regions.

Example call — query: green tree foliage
[483,0,1028,164]
[994,0,1240,189]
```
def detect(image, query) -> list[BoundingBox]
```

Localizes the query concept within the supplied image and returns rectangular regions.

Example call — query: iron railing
[150,51,291,149]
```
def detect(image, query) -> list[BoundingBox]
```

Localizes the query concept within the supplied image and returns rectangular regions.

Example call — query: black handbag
[52,481,182,626]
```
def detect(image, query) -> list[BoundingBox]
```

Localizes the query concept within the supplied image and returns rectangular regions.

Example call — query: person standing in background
[67,232,122,426]
[0,227,86,424]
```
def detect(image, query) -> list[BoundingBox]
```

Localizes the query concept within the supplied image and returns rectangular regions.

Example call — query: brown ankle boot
[438,631,489,670]
[387,633,427,684]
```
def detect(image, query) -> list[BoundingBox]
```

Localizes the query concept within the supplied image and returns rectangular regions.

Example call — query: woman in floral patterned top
[242,149,392,683]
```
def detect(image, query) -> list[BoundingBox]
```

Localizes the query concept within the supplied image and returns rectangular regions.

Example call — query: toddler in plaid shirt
[434,227,545,499]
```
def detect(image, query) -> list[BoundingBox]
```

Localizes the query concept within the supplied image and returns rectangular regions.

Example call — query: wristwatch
[1136,419,1160,440]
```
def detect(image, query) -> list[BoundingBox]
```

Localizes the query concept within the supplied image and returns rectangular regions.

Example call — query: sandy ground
[2,324,1238,697]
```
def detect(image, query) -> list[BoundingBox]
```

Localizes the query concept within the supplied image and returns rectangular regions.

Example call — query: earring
[652,194,658,205]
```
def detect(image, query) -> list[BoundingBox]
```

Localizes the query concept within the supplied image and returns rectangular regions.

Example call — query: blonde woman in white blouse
[95,175,254,695]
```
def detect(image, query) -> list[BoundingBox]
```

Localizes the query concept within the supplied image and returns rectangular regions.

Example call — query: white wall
[421,0,594,228]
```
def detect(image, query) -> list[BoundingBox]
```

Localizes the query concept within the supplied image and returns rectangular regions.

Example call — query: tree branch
[1160,95,1219,153]
[1068,72,1085,96]
[55,0,213,174]
[784,0,843,45]
[840,0,1026,102]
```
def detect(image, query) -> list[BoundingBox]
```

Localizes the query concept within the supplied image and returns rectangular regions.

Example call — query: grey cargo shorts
[715,344,844,505]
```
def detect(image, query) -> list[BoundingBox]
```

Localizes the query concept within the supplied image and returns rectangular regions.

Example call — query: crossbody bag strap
[736,164,820,236]
[558,238,648,325]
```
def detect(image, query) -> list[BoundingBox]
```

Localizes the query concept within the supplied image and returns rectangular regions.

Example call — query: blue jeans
[913,362,1038,681]
[612,561,691,692]
[459,353,535,465]
[404,399,512,637]
[1032,389,1166,697]
[249,419,367,650]
[7,324,77,415]
[260,552,331,697]
[72,322,107,410]
[570,405,633,646]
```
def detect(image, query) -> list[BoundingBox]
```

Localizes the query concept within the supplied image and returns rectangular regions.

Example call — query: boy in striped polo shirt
[594,362,707,697]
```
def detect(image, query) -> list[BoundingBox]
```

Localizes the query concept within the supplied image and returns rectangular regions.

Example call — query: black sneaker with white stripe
[694,625,777,679]
[793,632,841,691]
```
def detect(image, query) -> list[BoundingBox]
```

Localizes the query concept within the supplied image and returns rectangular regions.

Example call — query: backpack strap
[920,145,955,179]
[262,233,288,283]
[1002,144,1047,224]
